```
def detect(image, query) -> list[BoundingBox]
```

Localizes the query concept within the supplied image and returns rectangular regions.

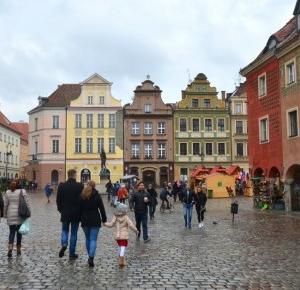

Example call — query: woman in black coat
[146,184,158,220]
[80,181,107,267]
[194,186,207,228]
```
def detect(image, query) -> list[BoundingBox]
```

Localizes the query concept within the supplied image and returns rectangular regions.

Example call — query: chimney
[294,0,300,31]
[221,90,226,100]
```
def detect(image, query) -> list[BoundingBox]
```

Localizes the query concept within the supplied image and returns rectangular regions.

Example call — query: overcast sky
[0,0,296,122]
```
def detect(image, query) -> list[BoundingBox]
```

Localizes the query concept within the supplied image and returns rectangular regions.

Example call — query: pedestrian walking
[180,184,195,229]
[172,181,180,203]
[3,180,30,258]
[129,182,151,243]
[79,180,107,268]
[117,184,129,204]
[146,184,158,220]
[106,179,113,202]
[44,183,53,203]
[104,202,138,267]
[0,191,4,221]
[56,169,84,260]
[194,186,207,228]
[160,182,170,209]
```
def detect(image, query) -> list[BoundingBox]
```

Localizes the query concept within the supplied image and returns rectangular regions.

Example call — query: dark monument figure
[100,149,110,180]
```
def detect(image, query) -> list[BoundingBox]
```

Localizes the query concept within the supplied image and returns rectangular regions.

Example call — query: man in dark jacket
[194,186,207,228]
[180,185,195,229]
[146,184,158,220]
[130,182,151,242]
[56,169,84,259]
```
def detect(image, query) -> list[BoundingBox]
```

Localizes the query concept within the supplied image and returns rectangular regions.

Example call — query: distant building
[0,112,22,180]
[123,78,174,186]
[226,82,249,173]
[173,73,231,182]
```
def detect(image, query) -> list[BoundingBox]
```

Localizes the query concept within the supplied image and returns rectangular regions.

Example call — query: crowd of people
[0,170,208,269]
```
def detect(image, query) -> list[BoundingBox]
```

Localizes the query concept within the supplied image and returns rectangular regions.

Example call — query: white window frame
[87,96,93,105]
[99,96,105,104]
[144,104,152,113]
[86,138,93,153]
[259,115,269,144]
[158,143,166,159]
[204,118,213,132]
[87,114,93,128]
[97,138,104,153]
[52,140,59,153]
[179,118,187,132]
[144,143,153,158]
[53,115,59,129]
[75,138,81,153]
[109,138,115,153]
[236,142,244,157]
[205,142,213,156]
[217,142,226,155]
[258,72,267,97]
[192,142,200,156]
[192,118,200,132]
[235,103,243,114]
[180,168,188,182]
[131,143,140,158]
[157,122,165,135]
[285,58,297,86]
[217,118,225,132]
[98,114,104,128]
[75,114,82,128]
[144,122,153,135]
[286,107,299,138]
[204,99,211,108]
[109,113,116,128]
[179,142,188,156]
[235,120,244,134]
[131,122,140,135]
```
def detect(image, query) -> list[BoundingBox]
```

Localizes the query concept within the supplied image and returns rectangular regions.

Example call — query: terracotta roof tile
[273,17,297,43]
[0,112,22,135]
[10,122,29,142]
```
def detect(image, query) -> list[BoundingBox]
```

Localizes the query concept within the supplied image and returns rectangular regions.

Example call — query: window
[98,114,104,128]
[236,143,244,156]
[218,119,225,132]
[192,99,199,108]
[35,141,38,154]
[235,103,242,114]
[235,121,243,134]
[8,136,10,144]
[144,122,153,135]
[144,143,153,159]
[4,135,6,143]
[204,99,211,108]
[131,122,140,135]
[87,96,93,105]
[259,117,269,143]
[205,119,212,131]
[144,104,152,113]
[109,114,116,128]
[34,118,38,131]
[218,143,225,155]
[157,122,165,134]
[192,119,199,132]
[99,96,105,104]
[87,114,93,128]
[258,73,266,97]
[75,138,81,153]
[0,133,2,141]
[52,140,59,153]
[288,109,298,137]
[109,138,115,153]
[131,143,140,158]
[286,60,296,85]
[179,118,187,132]
[158,143,166,159]
[86,138,93,153]
[193,143,200,155]
[180,143,187,155]
[180,168,188,182]
[75,114,82,128]
[97,138,104,153]
[205,143,213,155]
[53,115,59,129]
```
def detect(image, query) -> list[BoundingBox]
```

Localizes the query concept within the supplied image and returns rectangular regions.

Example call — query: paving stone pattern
[0,194,300,289]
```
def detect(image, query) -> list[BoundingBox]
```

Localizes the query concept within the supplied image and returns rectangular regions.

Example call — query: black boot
[59,246,67,258]
[7,244,13,258]
[88,256,94,267]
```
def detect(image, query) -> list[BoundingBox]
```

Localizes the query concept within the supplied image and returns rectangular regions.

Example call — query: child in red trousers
[104,202,138,267]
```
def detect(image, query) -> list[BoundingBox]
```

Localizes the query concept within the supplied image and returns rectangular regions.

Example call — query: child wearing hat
[104,202,139,267]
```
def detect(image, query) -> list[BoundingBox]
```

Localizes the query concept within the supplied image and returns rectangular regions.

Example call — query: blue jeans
[82,227,100,258]
[61,222,79,256]
[183,203,193,228]
[135,212,148,240]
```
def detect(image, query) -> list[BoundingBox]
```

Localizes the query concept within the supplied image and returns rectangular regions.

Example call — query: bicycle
[160,200,174,213]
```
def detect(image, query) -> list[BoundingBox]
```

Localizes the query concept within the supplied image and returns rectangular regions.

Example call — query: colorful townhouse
[173,73,231,182]
[226,82,249,173]
[123,77,174,186]
[66,73,123,183]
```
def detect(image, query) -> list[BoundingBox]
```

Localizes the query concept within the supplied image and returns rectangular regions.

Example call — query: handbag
[18,190,31,219]
[19,218,30,235]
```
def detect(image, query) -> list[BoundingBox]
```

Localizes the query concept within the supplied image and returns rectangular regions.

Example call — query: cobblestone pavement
[1,193,300,290]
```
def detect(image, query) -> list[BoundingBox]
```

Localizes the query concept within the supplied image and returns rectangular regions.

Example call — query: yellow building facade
[66,74,123,183]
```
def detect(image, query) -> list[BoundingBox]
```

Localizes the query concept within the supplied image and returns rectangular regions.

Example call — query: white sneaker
[201,222,204,227]
[198,223,201,228]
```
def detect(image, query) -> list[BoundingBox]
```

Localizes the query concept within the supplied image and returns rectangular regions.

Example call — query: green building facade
[174,73,232,182]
